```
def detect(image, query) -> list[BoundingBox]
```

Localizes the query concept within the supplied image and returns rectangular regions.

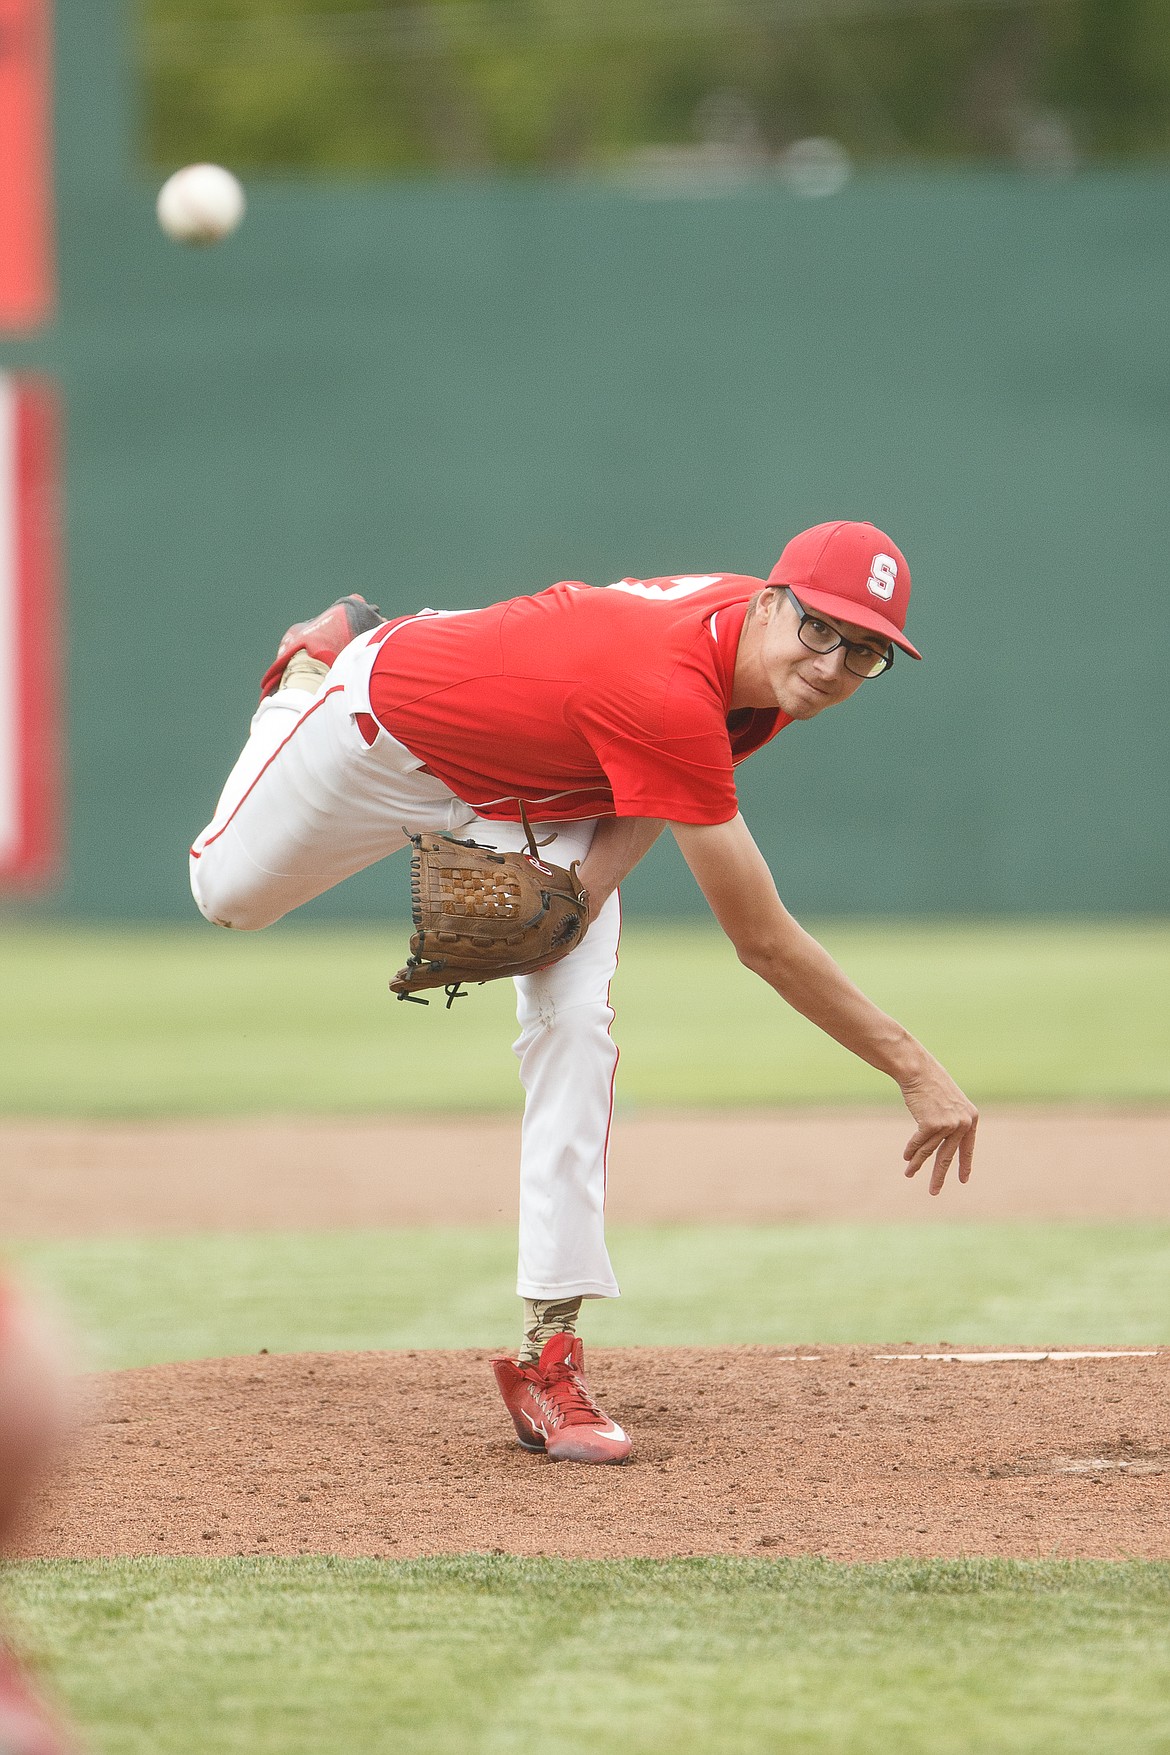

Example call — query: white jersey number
[607,575,723,601]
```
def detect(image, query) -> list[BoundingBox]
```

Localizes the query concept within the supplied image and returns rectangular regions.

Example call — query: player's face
[748,590,878,719]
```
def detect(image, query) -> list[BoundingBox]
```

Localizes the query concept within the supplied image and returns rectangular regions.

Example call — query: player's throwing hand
[898,1056,979,1194]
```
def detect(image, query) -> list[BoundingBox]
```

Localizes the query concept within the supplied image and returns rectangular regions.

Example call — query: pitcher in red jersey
[191,521,977,1463]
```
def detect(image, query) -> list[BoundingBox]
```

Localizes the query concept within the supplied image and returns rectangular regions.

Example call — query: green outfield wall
[2,1,1167,921]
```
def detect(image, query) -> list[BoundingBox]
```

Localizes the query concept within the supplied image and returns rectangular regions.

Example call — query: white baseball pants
[189,630,622,1300]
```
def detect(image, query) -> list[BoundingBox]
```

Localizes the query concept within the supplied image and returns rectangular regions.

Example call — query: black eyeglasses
[784,589,894,679]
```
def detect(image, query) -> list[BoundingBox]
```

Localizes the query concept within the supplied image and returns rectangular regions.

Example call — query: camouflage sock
[518,1297,582,1367]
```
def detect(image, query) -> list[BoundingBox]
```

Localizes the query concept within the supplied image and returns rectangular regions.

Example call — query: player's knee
[189,854,281,932]
[513,994,615,1055]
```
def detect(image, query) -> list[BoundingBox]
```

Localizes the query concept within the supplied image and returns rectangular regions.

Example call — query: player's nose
[808,645,849,684]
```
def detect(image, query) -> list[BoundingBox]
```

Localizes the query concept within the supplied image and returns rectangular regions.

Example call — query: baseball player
[190,519,978,1465]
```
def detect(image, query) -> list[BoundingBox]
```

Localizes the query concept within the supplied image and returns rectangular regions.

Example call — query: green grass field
[8,1213,1170,1754]
[1,920,1168,1113]
[8,1557,1170,1755]
[11,1222,1170,1370]
[4,920,1168,1752]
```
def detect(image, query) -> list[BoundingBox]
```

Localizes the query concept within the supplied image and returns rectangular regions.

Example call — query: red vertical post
[0,374,62,886]
[0,0,55,333]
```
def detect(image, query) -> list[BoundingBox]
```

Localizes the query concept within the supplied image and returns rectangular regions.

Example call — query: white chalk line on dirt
[764,1350,1162,1363]
[870,1347,1164,1361]
[1055,1458,1168,1475]
[875,1350,1162,1363]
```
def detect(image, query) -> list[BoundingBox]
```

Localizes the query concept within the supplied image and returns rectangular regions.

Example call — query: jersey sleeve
[591,728,741,823]
[596,706,784,823]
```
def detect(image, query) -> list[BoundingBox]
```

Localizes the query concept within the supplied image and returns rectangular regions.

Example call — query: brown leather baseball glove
[390,811,590,1007]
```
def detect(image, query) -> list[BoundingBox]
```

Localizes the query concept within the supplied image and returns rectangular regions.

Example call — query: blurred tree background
[139,0,1170,177]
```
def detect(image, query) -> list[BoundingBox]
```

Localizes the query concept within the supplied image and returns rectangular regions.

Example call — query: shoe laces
[535,1361,605,1428]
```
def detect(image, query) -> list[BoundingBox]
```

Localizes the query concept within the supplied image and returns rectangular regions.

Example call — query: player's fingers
[929,1136,961,1196]
[903,1123,942,1163]
[903,1129,948,1178]
[957,1114,980,1183]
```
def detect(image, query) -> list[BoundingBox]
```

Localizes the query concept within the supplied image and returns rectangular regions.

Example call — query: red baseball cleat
[491,1333,631,1464]
[0,1644,76,1755]
[259,593,385,698]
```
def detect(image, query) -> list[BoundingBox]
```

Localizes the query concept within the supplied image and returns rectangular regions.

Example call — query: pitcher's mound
[18,1347,1170,1562]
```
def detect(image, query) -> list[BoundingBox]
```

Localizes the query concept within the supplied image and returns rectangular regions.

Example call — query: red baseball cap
[767,520,921,659]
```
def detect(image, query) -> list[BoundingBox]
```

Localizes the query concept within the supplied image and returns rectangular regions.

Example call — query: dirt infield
[2,1107,1169,1235]
[17,1347,1169,1563]
[7,1109,1168,1564]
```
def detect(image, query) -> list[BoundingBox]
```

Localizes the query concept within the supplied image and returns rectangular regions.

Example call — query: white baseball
[156,164,246,245]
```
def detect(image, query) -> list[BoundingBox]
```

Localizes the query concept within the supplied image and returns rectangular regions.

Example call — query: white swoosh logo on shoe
[522,1410,548,1440]
[593,1421,627,1442]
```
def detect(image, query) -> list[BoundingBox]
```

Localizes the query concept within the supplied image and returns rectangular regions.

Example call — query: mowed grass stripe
[11,1222,1170,1369]
[1,921,1167,1115]
[8,1557,1170,1755]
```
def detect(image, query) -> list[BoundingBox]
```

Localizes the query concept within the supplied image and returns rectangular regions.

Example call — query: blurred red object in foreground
[0,0,55,334]
[0,1279,80,1754]
[0,375,62,889]
[0,1645,74,1755]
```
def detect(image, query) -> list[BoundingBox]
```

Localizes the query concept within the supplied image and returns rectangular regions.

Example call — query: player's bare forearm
[576,817,665,912]
[671,815,979,1192]
[677,814,926,1074]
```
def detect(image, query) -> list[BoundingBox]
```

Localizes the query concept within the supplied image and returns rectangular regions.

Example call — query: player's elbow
[733,934,786,983]
[732,916,807,987]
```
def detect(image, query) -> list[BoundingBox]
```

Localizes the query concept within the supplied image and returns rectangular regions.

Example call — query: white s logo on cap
[866,554,898,601]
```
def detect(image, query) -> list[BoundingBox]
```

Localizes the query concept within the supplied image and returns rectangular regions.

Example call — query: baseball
[156,163,246,245]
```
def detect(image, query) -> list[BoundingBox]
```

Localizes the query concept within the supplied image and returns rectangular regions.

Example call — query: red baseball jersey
[367,574,791,824]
